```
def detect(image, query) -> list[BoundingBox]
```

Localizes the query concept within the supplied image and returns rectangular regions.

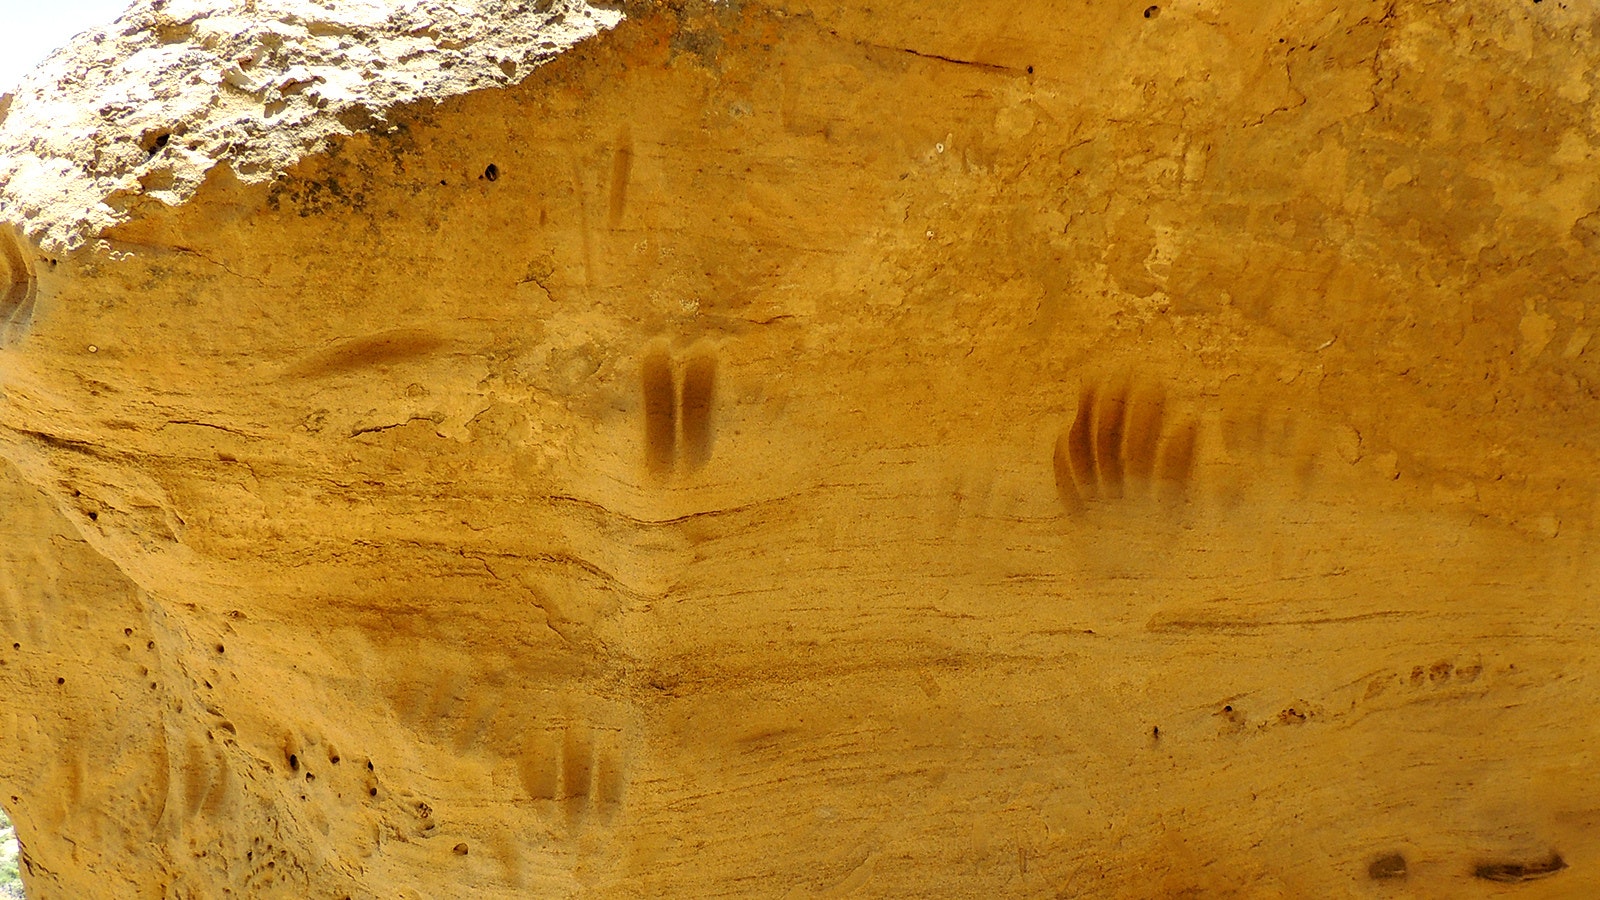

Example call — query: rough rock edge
[0,0,625,253]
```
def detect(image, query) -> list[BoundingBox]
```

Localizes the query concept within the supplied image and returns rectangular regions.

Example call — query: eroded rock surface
[0,0,623,252]
[1,0,1598,897]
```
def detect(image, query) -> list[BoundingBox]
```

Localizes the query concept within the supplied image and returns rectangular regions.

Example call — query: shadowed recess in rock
[0,230,36,346]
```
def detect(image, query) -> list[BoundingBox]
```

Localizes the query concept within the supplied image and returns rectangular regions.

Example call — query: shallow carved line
[608,126,634,229]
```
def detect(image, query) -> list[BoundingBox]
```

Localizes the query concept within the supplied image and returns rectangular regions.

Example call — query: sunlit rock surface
[1,0,1598,896]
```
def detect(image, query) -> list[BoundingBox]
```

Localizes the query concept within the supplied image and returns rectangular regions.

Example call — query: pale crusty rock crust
[0,0,623,252]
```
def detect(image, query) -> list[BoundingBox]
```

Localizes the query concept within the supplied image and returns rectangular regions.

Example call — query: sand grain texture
[0,0,1598,896]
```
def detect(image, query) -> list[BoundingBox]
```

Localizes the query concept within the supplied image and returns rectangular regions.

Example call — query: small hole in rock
[305,772,314,782]
[369,787,378,797]
[11,643,17,651]
[141,131,171,157]
[453,843,469,856]
[1144,4,1159,16]
[288,754,299,771]
[56,677,65,685]
[124,628,133,636]
[216,644,225,654]
[1224,705,1232,712]
[330,755,340,765]
[88,511,99,521]
[484,163,499,182]
[1026,65,1034,74]
[367,761,374,771]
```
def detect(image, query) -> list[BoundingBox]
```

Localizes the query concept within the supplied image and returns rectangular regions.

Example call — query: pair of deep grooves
[642,349,715,474]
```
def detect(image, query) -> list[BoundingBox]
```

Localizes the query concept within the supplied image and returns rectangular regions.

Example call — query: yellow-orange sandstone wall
[1,0,1598,896]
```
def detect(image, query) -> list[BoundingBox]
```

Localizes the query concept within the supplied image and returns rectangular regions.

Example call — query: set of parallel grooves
[1054,380,1197,509]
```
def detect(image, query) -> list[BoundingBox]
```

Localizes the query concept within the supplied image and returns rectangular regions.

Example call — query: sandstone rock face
[1,0,1598,896]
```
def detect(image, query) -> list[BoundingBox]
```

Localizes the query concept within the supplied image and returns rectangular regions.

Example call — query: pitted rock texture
[1,0,1599,897]
[0,0,623,252]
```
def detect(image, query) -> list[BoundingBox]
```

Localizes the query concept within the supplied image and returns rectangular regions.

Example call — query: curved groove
[1052,429,1081,512]
[1092,383,1129,498]
[1064,386,1097,500]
